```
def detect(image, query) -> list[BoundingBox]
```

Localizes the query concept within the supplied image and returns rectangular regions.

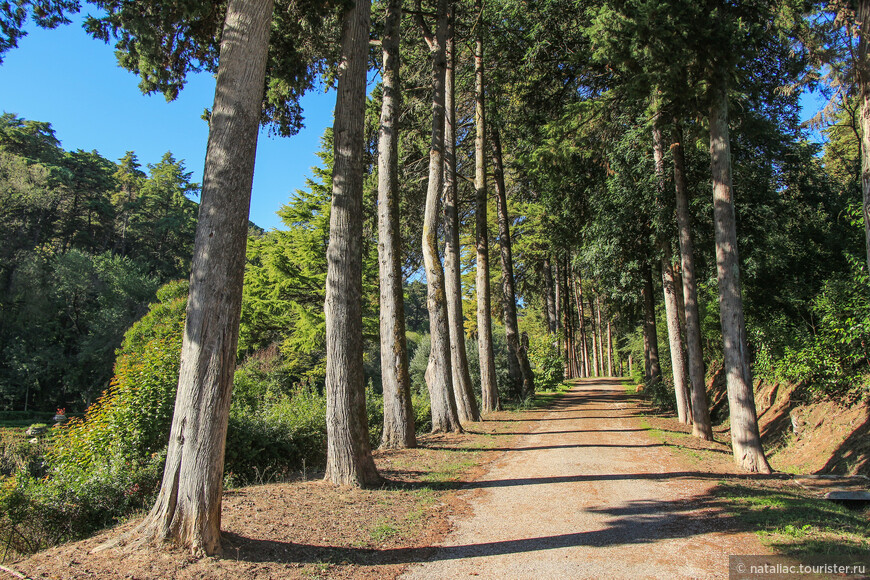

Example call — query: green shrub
[50,280,187,471]
[527,333,564,391]
[0,429,48,479]
[225,383,328,484]
[0,452,163,559]
[750,259,870,402]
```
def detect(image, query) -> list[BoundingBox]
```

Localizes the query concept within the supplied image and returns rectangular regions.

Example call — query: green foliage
[0,115,199,413]
[225,383,328,483]
[84,0,348,136]
[526,333,564,392]
[0,452,164,560]
[49,280,187,471]
[0,0,78,63]
[240,128,379,388]
[753,257,870,401]
[0,248,161,411]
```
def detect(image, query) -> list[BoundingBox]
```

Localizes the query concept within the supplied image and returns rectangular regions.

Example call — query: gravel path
[401,378,767,579]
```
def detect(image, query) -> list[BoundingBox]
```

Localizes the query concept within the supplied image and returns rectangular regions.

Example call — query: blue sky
[0,15,336,231]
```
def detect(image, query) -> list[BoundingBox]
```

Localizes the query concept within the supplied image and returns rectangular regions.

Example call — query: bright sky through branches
[0,16,336,232]
[1,15,826,233]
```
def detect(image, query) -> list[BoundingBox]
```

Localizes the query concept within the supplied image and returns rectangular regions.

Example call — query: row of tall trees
[5,0,870,558]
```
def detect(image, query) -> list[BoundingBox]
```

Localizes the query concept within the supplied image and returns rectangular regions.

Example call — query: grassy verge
[631,393,870,559]
[716,479,870,557]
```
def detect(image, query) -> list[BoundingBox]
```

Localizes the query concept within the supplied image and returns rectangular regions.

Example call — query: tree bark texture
[672,122,713,440]
[595,294,604,376]
[607,320,613,376]
[325,0,381,486]
[709,74,771,473]
[443,9,479,423]
[554,257,562,332]
[377,0,416,449]
[652,119,690,422]
[543,256,557,334]
[421,0,461,432]
[134,0,274,555]
[474,0,498,413]
[492,125,534,397]
[858,0,870,276]
[572,268,589,378]
[662,256,691,423]
[642,263,662,383]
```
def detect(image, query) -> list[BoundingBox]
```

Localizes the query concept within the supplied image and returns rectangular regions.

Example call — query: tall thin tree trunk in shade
[573,266,589,377]
[325,0,381,486]
[554,257,562,332]
[595,293,604,377]
[858,0,870,276]
[607,320,613,376]
[557,258,569,374]
[642,263,662,383]
[588,297,601,377]
[492,125,534,397]
[564,271,576,378]
[709,71,771,473]
[652,118,690,423]
[554,258,565,372]
[443,7,479,423]
[132,0,274,555]
[378,0,416,449]
[662,256,691,423]
[419,0,461,433]
[543,256,557,334]
[473,0,498,413]
[672,121,713,440]
[566,276,577,378]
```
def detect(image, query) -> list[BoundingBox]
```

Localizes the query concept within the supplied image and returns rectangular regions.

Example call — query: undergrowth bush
[50,280,187,471]
[0,451,163,560]
[0,279,442,560]
[527,333,564,391]
[751,258,870,402]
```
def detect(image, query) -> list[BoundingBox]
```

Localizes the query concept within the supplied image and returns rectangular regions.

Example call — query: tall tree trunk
[652,119,690,423]
[566,273,578,378]
[131,0,274,555]
[557,258,569,374]
[858,0,870,276]
[443,7,479,423]
[419,0,461,433]
[554,257,562,332]
[709,72,771,473]
[642,263,662,383]
[595,293,604,376]
[474,0,498,413]
[563,267,575,378]
[662,256,691,423]
[607,320,613,376]
[492,125,534,397]
[378,0,416,449]
[673,121,713,440]
[588,295,598,376]
[572,267,589,378]
[543,256,557,334]
[325,0,381,485]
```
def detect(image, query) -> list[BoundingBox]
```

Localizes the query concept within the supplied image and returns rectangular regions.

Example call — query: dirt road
[401,378,767,579]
